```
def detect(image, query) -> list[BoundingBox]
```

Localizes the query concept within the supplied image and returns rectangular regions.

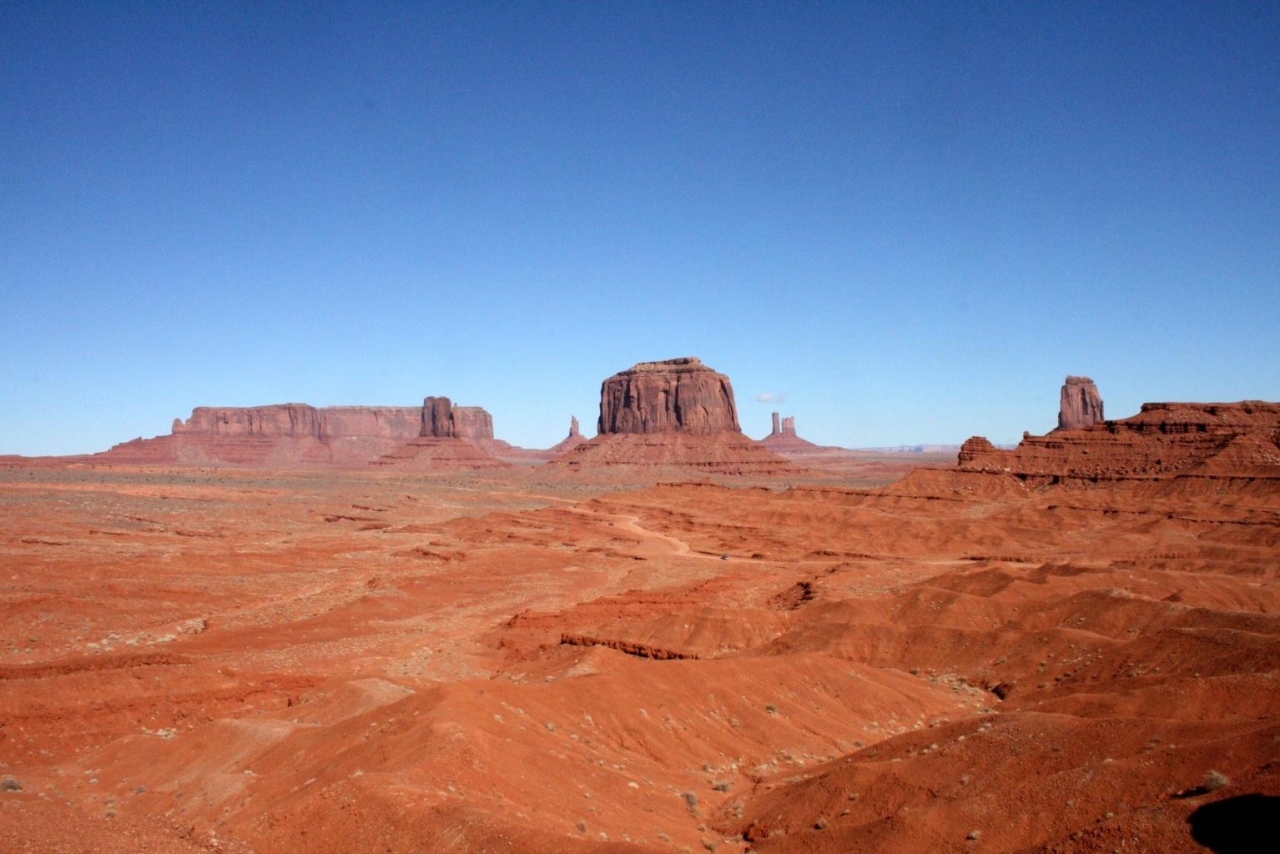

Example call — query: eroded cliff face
[960,401,1280,481]
[597,357,740,435]
[1057,376,1105,431]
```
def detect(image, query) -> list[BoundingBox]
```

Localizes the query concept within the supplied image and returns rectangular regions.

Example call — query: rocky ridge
[959,400,1280,482]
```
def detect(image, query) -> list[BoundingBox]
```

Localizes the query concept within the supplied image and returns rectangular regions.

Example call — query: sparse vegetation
[1204,770,1231,791]
[1,776,21,792]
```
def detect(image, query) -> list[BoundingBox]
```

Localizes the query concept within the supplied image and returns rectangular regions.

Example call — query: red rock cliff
[597,357,740,435]
[174,405,423,440]
[959,401,1280,481]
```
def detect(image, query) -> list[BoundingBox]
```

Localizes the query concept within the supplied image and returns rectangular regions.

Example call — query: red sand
[0,442,1277,852]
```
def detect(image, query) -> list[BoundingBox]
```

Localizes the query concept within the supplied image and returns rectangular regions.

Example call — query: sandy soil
[0,457,1276,852]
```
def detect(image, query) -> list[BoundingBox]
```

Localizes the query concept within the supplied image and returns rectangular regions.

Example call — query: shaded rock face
[598,357,740,435]
[1057,376,1105,431]
[569,416,581,438]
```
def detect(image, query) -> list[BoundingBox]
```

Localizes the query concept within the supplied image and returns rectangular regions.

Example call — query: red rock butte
[557,357,796,475]
[597,357,740,435]
[1056,375,1105,431]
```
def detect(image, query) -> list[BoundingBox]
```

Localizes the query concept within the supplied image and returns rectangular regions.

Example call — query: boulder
[597,357,740,435]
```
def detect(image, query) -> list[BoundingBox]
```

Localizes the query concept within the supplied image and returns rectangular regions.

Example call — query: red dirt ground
[0,448,1276,853]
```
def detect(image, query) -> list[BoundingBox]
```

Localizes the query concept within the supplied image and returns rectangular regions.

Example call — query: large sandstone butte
[1056,375,1105,431]
[558,358,795,475]
[598,357,740,435]
[102,398,505,468]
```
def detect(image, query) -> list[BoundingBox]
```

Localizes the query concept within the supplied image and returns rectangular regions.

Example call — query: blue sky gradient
[3,2,1277,454]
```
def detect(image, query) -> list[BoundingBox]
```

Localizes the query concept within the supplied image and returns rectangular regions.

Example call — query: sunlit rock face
[597,357,740,436]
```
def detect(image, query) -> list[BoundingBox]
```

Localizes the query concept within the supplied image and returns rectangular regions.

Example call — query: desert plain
[1,368,1278,853]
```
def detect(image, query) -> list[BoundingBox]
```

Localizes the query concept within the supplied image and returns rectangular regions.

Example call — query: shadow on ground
[1188,794,1280,853]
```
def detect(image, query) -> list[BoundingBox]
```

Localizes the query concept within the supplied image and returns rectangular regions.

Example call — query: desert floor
[1,458,1276,852]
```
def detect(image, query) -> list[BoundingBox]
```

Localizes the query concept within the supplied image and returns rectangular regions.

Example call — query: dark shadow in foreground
[1188,794,1279,853]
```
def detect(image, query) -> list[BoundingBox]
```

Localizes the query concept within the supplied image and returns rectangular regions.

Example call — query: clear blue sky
[3,2,1277,455]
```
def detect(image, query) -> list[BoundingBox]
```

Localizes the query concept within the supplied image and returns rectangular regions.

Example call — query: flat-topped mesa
[174,405,423,440]
[598,357,740,435]
[106,398,503,468]
[1056,376,1104,431]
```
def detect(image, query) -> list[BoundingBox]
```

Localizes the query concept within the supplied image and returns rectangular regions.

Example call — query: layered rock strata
[103,398,505,468]
[598,357,740,435]
[558,358,796,474]
[959,401,1280,483]
[175,405,422,440]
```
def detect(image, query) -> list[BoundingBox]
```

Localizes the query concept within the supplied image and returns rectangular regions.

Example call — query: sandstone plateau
[102,398,508,469]
[2,378,1278,853]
